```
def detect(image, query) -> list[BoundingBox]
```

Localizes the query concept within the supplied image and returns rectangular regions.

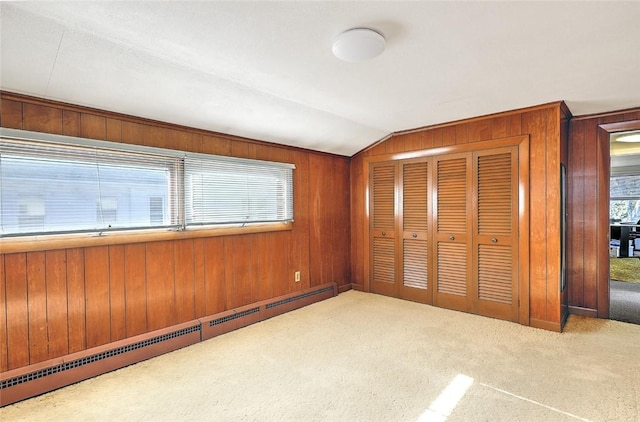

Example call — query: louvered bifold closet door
[433,154,472,312]
[472,147,519,321]
[400,159,432,304]
[370,162,398,297]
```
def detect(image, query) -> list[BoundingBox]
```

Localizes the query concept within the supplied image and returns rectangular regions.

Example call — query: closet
[370,144,520,322]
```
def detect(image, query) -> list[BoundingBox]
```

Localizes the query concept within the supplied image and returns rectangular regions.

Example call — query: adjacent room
[609,132,640,325]
[1,2,640,420]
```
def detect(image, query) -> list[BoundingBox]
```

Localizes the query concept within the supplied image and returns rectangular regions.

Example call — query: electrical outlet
[294,271,301,282]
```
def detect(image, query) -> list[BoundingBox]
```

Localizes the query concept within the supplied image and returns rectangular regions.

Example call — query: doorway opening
[609,130,640,324]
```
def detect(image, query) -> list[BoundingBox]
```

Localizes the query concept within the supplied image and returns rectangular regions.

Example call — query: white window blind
[0,128,295,237]
[185,155,294,225]
[0,138,181,236]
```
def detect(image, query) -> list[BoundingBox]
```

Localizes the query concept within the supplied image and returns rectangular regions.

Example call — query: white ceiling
[2,2,640,156]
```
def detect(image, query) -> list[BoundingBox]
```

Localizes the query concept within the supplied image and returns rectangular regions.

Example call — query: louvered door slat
[477,153,512,236]
[373,165,395,230]
[373,238,395,284]
[473,147,519,322]
[400,160,431,302]
[403,239,427,289]
[478,245,512,303]
[403,162,428,232]
[437,158,467,233]
[436,242,467,296]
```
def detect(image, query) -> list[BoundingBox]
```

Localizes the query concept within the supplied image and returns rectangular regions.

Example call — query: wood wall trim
[355,102,564,157]
[571,108,640,122]
[1,223,293,254]
[363,135,529,164]
[0,91,348,158]
[529,317,562,333]
[567,306,598,318]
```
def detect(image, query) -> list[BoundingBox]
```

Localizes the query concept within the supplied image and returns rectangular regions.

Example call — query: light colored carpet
[2,291,640,422]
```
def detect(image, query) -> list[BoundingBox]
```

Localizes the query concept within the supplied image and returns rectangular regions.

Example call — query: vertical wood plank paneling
[121,121,145,146]
[442,126,456,146]
[45,250,69,359]
[4,253,29,369]
[204,237,226,315]
[106,118,122,142]
[124,244,147,337]
[23,103,62,134]
[146,241,176,330]
[108,245,126,341]
[62,110,80,136]
[469,119,492,142]
[334,157,351,287]
[350,154,365,288]
[0,98,23,128]
[422,131,434,150]
[491,116,509,139]
[432,127,444,147]
[231,140,251,158]
[202,134,232,156]
[309,153,327,286]
[252,234,273,302]
[84,246,111,348]
[193,239,206,318]
[568,120,585,307]
[225,236,252,309]
[0,254,7,372]
[455,123,469,144]
[404,133,422,152]
[522,110,548,321]
[545,109,561,323]
[174,239,196,323]
[508,113,523,136]
[80,113,106,140]
[582,119,598,310]
[289,150,311,290]
[26,251,48,363]
[66,248,86,353]
[271,232,289,297]
[596,121,610,318]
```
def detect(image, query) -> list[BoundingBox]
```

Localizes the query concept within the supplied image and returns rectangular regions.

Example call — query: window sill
[0,222,293,254]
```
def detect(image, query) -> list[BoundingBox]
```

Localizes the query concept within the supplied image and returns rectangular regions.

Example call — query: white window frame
[0,128,295,239]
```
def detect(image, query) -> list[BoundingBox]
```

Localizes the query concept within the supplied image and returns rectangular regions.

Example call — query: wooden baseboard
[568,306,598,318]
[351,283,364,291]
[529,318,562,333]
[338,283,352,293]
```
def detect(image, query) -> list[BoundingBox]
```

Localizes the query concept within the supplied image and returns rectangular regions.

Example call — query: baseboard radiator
[1,282,337,407]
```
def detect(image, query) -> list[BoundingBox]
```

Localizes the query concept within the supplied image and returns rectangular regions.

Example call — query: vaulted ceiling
[2,2,639,156]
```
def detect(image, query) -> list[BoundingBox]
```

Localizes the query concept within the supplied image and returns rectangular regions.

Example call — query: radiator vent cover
[266,286,334,309]
[209,307,260,327]
[1,324,200,390]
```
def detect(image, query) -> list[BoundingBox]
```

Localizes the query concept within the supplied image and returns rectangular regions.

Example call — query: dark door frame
[596,119,640,318]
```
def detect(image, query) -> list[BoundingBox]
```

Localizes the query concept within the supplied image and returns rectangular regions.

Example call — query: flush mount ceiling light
[332,28,386,62]
[614,131,640,143]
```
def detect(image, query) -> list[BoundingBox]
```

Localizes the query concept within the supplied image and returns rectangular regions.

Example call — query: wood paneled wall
[0,92,350,372]
[350,103,568,330]
[567,108,640,318]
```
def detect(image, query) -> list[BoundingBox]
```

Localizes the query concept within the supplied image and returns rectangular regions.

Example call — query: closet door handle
[449,235,455,241]
[491,238,498,243]
[412,233,418,238]
[382,231,386,236]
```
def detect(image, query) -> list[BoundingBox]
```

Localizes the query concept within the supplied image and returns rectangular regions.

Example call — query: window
[0,129,294,238]
[610,174,640,223]
[185,156,293,226]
